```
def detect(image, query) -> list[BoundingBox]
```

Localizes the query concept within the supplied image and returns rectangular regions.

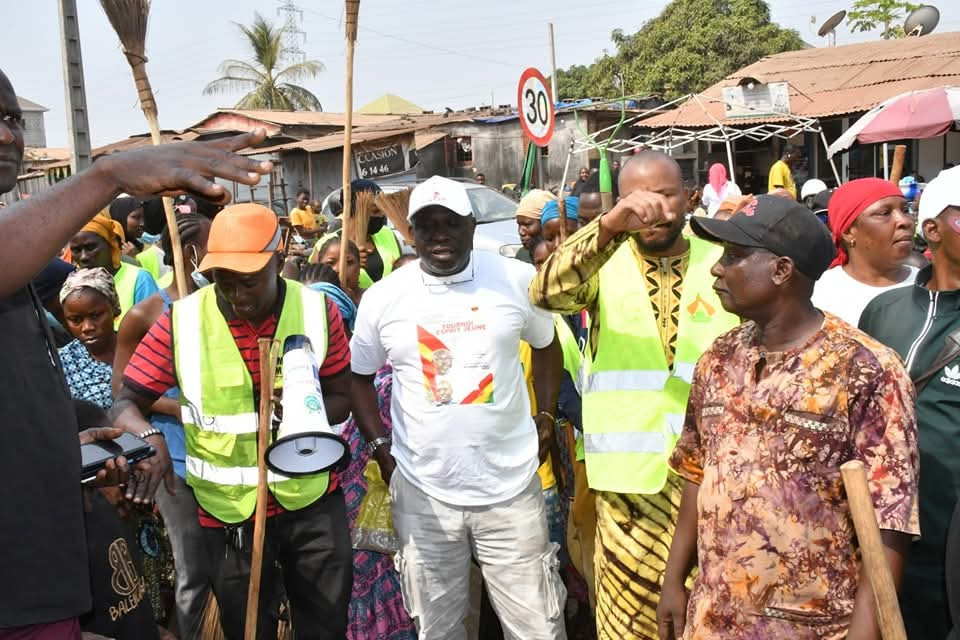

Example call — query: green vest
[358,226,402,289]
[114,262,145,328]
[171,280,331,523]
[555,314,582,388]
[311,226,402,290]
[136,246,162,281]
[582,236,737,494]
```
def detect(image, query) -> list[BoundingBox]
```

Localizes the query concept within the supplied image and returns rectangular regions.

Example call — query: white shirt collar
[418,252,475,287]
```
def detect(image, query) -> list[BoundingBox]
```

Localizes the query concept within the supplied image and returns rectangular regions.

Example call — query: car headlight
[499,244,522,258]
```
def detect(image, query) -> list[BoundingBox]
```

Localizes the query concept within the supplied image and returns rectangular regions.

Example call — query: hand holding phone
[80,430,152,485]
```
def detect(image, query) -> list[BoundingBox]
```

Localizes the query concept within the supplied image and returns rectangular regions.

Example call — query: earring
[849,239,856,247]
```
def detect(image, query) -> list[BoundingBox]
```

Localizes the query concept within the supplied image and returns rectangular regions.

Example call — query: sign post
[518,67,556,148]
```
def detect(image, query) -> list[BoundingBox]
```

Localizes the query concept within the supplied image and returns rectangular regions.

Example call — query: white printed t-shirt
[351,251,555,506]
[812,264,918,326]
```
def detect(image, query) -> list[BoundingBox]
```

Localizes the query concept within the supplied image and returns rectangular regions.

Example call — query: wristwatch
[366,436,391,457]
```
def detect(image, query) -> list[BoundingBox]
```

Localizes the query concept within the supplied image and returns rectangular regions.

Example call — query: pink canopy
[827,86,960,158]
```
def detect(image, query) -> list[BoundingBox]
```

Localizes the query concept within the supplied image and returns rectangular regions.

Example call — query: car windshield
[467,188,518,224]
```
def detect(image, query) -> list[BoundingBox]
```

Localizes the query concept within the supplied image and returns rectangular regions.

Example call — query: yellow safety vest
[582,236,737,494]
[171,280,331,523]
[114,262,147,328]
[311,226,402,290]
[136,246,162,281]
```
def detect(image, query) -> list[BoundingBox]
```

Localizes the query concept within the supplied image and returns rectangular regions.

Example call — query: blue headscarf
[308,282,357,331]
[540,197,579,226]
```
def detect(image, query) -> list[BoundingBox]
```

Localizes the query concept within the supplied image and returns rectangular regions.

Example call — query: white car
[320,180,523,258]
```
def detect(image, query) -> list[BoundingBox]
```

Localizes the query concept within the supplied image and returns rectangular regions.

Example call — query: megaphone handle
[245,337,278,640]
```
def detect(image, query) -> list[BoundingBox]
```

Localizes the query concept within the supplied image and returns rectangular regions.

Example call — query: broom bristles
[201,591,225,640]
[99,0,150,56]
[375,190,413,245]
[351,189,376,249]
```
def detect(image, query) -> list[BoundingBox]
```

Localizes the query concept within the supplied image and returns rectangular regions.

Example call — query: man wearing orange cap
[112,203,355,639]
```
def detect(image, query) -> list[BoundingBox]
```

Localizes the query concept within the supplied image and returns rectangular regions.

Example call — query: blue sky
[3,0,957,148]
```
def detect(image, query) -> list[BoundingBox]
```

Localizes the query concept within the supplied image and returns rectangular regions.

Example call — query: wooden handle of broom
[890,145,907,186]
[840,460,907,640]
[557,196,568,243]
[244,338,278,640]
[340,0,360,285]
[144,115,187,300]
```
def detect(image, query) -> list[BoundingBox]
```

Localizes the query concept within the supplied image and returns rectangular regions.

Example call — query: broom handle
[840,460,907,640]
[245,338,277,640]
[340,2,358,284]
[890,145,907,186]
[143,114,187,300]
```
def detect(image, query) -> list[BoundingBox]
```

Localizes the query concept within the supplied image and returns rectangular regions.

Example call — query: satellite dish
[818,10,846,46]
[904,5,940,36]
[818,10,846,37]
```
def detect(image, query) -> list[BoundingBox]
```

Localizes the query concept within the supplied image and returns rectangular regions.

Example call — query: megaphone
[265,335,349,476]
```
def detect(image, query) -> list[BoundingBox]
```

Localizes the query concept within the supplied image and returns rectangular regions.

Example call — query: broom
[99,0,187,300]
[339,0,361,282]
[351,188,376,250]
[376,189,413,245]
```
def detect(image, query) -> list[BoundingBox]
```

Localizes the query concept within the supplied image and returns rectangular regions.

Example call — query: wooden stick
[245,337,278,640]
[340,0,360,283]
[145,116,187,300]
[890,145,908,185]
[557,196,568,243]
[840,460,907,640]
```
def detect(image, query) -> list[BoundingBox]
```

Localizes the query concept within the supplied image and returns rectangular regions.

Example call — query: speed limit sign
[517,67,555,147]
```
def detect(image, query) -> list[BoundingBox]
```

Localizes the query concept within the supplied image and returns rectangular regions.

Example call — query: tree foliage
[553,0,804,101]
[204,13,324,111]
[847,0,921,39]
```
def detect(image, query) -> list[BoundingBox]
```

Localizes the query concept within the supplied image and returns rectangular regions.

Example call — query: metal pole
[548,23,559,105]
[820,130,842,185]
[883,142,889,180]
[724,138,735,185]
[58,0,92,173]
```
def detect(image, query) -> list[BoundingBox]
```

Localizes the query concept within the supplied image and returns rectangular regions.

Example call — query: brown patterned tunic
[669,312,920,639]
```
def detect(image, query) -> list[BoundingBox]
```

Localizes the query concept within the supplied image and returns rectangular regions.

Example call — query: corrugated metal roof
[195,109,399,129]
[641,31,960,128]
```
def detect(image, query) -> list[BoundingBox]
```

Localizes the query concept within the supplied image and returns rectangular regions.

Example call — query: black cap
[812,188,834,212]
[690,194,836,280]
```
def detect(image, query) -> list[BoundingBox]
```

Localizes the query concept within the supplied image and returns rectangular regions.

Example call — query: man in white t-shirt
[350,176,567,639]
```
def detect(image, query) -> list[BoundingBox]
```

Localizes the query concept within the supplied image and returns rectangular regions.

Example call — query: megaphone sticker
[304,395,324,413]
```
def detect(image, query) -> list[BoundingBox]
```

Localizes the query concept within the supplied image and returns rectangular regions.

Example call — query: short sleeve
[516,262,555,349]
[849,354,920,535]
[133,269,160,305]
[668,357,707,484]
[350,292,387,375]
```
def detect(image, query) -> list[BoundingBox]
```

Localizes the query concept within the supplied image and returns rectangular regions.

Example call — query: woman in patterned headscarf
[58,268,121,410]
[68,211,159,326]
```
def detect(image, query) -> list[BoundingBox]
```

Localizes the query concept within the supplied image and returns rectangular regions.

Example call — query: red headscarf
[708,163,727,197]
[827,178,903,267]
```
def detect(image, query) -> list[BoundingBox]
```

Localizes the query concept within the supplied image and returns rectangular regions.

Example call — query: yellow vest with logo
[171,280,331,523]
[582,236,737,494]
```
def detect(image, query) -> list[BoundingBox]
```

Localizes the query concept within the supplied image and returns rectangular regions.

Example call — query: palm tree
[204,13,324,110]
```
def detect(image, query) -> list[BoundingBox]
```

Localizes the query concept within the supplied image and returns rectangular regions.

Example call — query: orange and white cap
[197,203,283,274]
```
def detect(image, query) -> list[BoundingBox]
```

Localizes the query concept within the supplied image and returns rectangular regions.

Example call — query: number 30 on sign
[517,67,555,147]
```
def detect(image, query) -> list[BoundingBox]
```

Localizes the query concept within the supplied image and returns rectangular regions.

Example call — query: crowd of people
[2,60,960,640]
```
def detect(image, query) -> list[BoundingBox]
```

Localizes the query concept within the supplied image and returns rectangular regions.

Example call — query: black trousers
[202,489,352,640]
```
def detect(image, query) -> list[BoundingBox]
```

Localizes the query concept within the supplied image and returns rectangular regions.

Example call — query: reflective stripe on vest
[114,262,143,328]
[583,236,737,494]
[172,280,331,523]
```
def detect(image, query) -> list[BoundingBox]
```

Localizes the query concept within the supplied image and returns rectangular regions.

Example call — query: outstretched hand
[97,129,274,205]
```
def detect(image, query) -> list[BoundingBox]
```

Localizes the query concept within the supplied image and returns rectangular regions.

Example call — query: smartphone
[81,432,155,483]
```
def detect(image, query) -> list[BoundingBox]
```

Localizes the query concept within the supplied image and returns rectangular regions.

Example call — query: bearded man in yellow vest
[111,203,354,639]
[530,152,738,639]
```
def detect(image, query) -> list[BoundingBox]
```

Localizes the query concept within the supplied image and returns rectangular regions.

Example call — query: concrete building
[16,97,48,148]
